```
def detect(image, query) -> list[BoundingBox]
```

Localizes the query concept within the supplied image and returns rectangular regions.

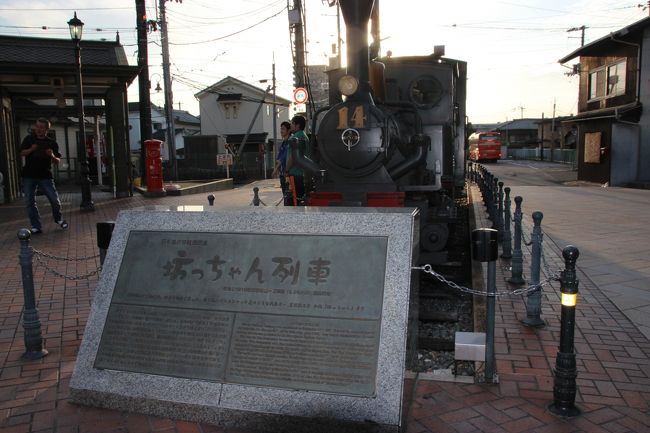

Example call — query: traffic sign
[216,153,233,166]
[293,87,308,104]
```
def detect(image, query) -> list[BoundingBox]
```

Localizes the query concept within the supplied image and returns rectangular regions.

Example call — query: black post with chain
[17,229,48,360]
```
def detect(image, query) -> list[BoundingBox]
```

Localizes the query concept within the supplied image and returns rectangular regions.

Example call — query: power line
[0,25,135,31]
[168,6,286,46]
[447,24,569,31]
[0,7,132,11]
[165,0,284,22]
[494,0,636,20]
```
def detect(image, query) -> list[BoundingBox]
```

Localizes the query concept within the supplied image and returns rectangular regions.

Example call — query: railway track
[414,193,475,374]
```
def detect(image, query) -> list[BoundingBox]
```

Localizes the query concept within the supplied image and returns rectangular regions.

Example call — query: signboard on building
[216,153,233,166]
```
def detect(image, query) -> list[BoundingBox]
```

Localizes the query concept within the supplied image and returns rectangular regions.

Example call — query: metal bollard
[482,172,489,211]
[492,178,499,224]
[96,222,115,267]
[207,194,215,206]
[497,181,504,241]
[17,229,48,360]
[483,172,492,216]
[522,211,545,328]
[252,187,261,206]
[488,177,498,226]
[549,245,581,418]
[472,228,499,383]
[501,187,513,259]
[508,196,526,285]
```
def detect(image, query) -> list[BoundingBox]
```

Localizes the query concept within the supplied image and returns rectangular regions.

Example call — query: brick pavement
[1,181,649,433]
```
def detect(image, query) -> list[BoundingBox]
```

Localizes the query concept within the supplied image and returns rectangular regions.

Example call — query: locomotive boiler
[290,0,467,260]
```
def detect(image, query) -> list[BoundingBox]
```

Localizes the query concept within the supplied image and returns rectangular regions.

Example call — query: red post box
[144,139,165,196]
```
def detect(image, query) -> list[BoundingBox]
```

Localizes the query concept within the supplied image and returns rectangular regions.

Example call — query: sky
[0,0,646,123]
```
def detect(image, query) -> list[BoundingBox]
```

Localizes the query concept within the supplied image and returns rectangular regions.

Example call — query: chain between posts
[32,249,102,280]
[32,249,100,261]
[412,264,560,297]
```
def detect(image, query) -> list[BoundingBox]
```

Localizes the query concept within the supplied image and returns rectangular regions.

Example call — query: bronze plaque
[95,231,387,396]
[226,313,380,395]
[95,304,233,380]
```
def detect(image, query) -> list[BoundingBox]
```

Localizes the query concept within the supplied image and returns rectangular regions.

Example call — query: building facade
[0,35,138,202]
[194,77,291,178]
[559,17,648,186]
[127,103,200,160]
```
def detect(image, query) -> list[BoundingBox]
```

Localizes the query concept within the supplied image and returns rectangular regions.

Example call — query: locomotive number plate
[337,105,367,129]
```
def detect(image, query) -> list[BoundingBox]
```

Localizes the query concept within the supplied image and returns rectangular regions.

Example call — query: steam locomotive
[291,0,467,260]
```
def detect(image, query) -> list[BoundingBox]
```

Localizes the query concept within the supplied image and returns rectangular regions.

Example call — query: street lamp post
[68,12,94,212]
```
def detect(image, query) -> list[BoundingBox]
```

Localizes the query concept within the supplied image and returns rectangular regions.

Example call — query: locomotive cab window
[409,76,443,108]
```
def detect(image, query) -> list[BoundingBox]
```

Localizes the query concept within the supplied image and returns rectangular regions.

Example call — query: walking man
[20,118,68,234]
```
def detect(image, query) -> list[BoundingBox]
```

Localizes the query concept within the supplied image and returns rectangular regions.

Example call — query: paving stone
[1,180,650,433]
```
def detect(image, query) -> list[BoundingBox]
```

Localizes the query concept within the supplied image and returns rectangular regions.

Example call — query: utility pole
[290,0,306,89]
[336,2,342,68]
[369,0,380,59]
[159,0,177,180]
[567,26,586,47]
[136,0,152,185]
[551,98,556,161]
[271,57,277,179]
[514,105,525,119]
[260,58,278,180]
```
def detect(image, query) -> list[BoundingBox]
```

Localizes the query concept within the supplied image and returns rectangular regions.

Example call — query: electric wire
[165,0,284,22]
[166,6,287,46]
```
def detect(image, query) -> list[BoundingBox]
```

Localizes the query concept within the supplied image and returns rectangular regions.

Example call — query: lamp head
[68,12,84,42]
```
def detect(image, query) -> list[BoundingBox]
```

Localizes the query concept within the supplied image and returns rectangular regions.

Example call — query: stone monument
[70,205,419,432]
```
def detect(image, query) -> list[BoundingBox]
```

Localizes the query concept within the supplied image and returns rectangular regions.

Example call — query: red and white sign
[293,87,308,104]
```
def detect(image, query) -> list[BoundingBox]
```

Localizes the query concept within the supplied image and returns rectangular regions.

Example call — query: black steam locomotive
[291,0,467,260]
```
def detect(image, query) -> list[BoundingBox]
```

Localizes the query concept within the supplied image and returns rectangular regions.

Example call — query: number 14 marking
[337,105,366,129]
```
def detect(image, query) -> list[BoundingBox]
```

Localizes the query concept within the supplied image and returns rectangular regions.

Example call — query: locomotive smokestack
[339,0,375,97]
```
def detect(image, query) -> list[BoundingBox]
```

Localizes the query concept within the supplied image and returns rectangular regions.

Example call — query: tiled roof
[0,35,129,66]
[196,75,293,106]
[495,119,540,131]
[173,110,200,124]
[128,102,200,125]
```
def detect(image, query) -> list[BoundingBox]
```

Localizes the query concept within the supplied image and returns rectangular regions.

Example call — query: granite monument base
[70,205,419,432]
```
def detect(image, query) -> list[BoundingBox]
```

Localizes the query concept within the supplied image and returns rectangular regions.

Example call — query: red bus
[468,131,502,163]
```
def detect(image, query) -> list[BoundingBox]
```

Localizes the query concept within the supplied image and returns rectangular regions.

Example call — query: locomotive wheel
[421,223,449,252]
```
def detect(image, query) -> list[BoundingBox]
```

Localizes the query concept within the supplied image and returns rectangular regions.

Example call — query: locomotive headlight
[338,75,359,96]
